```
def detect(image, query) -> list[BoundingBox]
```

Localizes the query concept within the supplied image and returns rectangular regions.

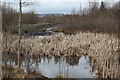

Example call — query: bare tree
[0,2,2,79]
[17,0,36,67]
[79,4,82,15]
[72,8,76,30]
[17,0,22,67]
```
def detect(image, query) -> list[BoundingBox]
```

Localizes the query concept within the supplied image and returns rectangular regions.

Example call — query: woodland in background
[1,2,120,35]
[2,3,39,32]
[40,2,120,35]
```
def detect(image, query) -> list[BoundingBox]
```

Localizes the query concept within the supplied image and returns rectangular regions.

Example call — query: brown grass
[2,64,46,78]
[2,31,119,78]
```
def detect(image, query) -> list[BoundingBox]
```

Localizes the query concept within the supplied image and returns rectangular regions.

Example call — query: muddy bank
[2,32,119,78]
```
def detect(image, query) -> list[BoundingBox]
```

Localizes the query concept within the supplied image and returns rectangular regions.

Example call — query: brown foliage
[1,3,39,33]
[40,2,119,34]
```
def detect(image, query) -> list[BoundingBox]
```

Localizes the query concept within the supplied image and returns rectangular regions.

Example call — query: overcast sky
[2,0,119,14]
[2,0,119,2]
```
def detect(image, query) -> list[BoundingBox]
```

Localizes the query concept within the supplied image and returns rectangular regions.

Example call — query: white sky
[1,0,119,14]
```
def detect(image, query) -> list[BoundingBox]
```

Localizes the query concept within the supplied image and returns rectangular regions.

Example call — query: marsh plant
[2,32,119,78]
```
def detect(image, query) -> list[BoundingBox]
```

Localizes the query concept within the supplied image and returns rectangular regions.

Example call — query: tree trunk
[18,0,22,67]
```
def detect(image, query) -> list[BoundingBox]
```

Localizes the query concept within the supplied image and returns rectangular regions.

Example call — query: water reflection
[2,54,93,78]
[66,56,80,66]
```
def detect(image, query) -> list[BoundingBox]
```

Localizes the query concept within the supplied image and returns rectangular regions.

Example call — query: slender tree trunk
[117,4,120,79]
[118,4,120,38]
[5,31,7,50]
[18,0,22,67]
[72,14,75,29]
[102,60,105,78]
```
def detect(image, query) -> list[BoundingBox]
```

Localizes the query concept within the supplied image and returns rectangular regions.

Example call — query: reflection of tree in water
[46,56,52,64]
[54,57,61,64]
[2,53,9,65]
[38,56,42,63]
[42,56,46,61]
[23,56,31,72]
[32,56,39,65]
[2,53,19,66]
[66,56,80,66]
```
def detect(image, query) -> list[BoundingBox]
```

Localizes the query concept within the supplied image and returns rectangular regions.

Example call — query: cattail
[3,32,119,78]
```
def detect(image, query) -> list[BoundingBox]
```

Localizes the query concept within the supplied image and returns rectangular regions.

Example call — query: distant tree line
[2,3,39,32]
[2,2,120,34]
[39,2,120,34]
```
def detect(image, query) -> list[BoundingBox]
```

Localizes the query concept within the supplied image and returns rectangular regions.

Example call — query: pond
[3,54,94,78]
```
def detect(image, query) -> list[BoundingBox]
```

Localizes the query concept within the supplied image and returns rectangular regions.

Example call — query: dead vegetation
[2,32,119,78]
[1,3,39,33]
[2,64,46,78]
[1,1,120,79]
[40,2,119,35]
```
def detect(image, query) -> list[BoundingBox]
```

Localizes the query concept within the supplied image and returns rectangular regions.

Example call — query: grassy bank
[5,23,53,34]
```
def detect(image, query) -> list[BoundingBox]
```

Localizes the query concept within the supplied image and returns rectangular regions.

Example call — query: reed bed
[2,32,119,78]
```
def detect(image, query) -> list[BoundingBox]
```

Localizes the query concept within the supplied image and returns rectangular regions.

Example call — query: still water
[3,54,93,78]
